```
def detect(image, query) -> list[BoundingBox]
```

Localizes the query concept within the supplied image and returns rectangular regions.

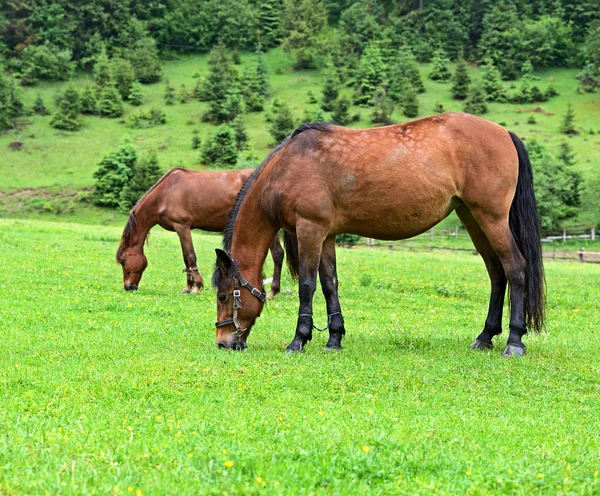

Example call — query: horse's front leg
[174,224,204,294]
[267,234,285,300]
[318,235,345,350]
[286,222,326,353]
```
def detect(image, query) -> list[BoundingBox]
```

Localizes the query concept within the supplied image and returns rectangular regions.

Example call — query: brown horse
[212,113,546,356]
[116,168,285,297]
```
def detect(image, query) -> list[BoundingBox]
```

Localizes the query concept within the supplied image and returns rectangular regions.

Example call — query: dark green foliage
[267,99,295,144]
[92,142,137,208]
[242,49,269,113]
[256,0,283,48]
[464,85,488,115]
[451,58,470,100]
[0,70,24,130]
[202,41,241,123]
[192,130,201,150]
[560,104,577,135]
[527,140,582,231]
[119,152,163,213]
[201,126,238,168]
[401,85,418,118]
[577,64,600,92]
[128,83,144,106]
[111,57,136,100]
[307,90,318,104]
[282,0,328,69]
[232,116,249,151]
[332,96,351,125]
[577,20,600,92]
[20,43,74,85]
[336,233,361,247]
[371,87,393,125]
[339,0,383,57]
[354,44,386,106]
[232,49,241,65]
[164,80,176,105]
[429,49,451,82]
[178,84,190,104]
[254,49,270,98]
[422,2,469,60]
[97,85,123,118]
[126,108,166,129]
[480,58,506,102]
[93,50,113,92]
[33,94,48,115]
[50,85,82,131]
[545,85,559,98]
[124,38,162,84]
[302,106,325,123]
[321,60,340,111]
[388,48,425,103]
[80,85,98,115]
[527,115,537,125]
[434,102,445,114]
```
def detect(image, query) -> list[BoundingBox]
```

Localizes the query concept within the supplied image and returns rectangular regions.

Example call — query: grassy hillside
[1,48,599,226]
[1,218,599,494]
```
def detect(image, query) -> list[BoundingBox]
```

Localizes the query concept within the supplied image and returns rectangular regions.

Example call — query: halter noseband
[215,258,266,336]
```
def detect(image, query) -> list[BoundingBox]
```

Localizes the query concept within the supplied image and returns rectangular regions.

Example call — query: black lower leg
[319,237,345,349]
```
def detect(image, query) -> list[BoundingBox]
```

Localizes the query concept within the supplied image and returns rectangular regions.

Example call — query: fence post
[592,227,596,242]
[578,247,585,263]
[409,241,413,251]
[429,228,434,241]
[553,248,556,260]
[563,228,566,243]
[389,243,394,250]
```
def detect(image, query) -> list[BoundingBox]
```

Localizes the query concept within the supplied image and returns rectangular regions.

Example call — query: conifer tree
[165,80,176,105]
[97,84,123,118]
[321,59,340,111]
[128,83,144,106]
[92,141,137,208]
[434,102,445,114]
[282,0,327,69]
[242,49,269,112]
[111,57,136,100]
[201,126,238,168]
[451,58,470,100]
[464,84,488,115]
[257,0,282,48]
[267,100,295,143]
[332,96,351,125]
[192,130,201,150]
[32,93,48,115]
[402,85,419,118]
[119,152,163,212]
[125,37,162,84]
[481,58,506,102]
[93,49,112,93]
[178,84,189,104]
[51,86,83,131]
[371,87,394,125]
[0,71,24,129]
[560,104,576,135]
[80,85,98,114]
[428,49,451,82]
[389,48,425,99]
[255,48,270,98]
[202,41,239,123]
[232,116,249,151]
[354,44,386,106]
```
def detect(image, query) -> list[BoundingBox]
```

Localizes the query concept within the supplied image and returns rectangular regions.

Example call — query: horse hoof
[503,343,526,357]
[182,289,190,294]
[471,339,493,351]
[190,288,200,295]
[324,345,343,352]
[267,291,276,300]
[286,340,305,353]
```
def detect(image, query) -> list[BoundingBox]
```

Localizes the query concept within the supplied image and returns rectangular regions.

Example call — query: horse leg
[286,221,326,353]
[267,234,284,300]
[174,224,204,294]
[456,206,507,350]
[469,210,527,357]
[318,235,346,350]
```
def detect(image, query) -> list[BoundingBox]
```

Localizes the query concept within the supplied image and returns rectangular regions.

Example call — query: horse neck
[127,201,157,251]
[230,197,277,287]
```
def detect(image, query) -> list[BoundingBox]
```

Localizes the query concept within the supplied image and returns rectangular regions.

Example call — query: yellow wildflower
[224,460,233,468]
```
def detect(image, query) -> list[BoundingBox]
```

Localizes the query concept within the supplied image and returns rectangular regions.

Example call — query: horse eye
[218,294,228,302]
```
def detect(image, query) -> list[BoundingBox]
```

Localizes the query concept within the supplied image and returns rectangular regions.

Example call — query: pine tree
[32,93,48,115]
[451,58,470,100]
[202,41,239,123]
[232,116,249,151]
[321,59,340,111]
[267,100,295,143]
[307,90,318,104]
[389,47,425,101]
[428,49,451,82]
[93,49,112,92]
[0,70,25,130]
[255,48,270,98]
[481,58,506,102]
[80,85,98,114]
[128,83,144,106]
[371,87,394,125]
[434,102,445,114]
[242,49,269,113]
[558,141,577,169]
[125,37,162,84]
[97,84,123,118]
[282,0,328,69]
[192,130,201,150]
[232,49,241,65]
[354,44,386,106]
[111,57,136,100]
[332,96,351,125]
[165,80,176,105]
[178,84,189,104]
[560,104,576,135]
[92,141,137,208]
[51,86,83,131]
[464,85,488,115]
[257,0,282,48]
[119,152,163,212]
[401,85,418,118]
[201,126,238,168]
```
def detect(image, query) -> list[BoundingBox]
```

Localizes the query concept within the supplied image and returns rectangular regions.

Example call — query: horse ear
[215,249,232,275]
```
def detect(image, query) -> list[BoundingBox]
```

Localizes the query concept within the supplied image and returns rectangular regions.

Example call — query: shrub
[20,43,74,85]
[97,85,123,118]
[267,100,295,143]
[92,142,137,208]
[128,83,144,106]
[201,126,238,168]
[119,152,163,212]
[50,86,82,131]
[111,58,136,100]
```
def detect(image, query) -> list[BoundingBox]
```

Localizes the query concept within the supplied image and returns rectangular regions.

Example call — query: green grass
[1,218,600,494]
[1,48,599,225]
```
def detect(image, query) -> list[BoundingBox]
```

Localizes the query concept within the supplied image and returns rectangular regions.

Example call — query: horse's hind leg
[267,235,285,300]
[456,206,507,350]
[174,224,204,294]
[468,209,527,357]
[318,235,345,350]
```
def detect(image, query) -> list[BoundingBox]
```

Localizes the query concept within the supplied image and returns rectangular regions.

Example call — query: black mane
[212,122,333,287]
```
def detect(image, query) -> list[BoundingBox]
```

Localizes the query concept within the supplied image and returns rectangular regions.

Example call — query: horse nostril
[217,342,226,349]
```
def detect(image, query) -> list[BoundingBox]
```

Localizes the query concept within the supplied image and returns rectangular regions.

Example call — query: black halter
[215,258,266,336]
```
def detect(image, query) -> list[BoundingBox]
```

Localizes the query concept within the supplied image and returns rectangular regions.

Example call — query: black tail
[283,231,299,280]
[508,131,546,332]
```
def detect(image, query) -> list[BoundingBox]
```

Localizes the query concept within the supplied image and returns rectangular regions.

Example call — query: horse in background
[212,113,545,356]
[116,168,285,297]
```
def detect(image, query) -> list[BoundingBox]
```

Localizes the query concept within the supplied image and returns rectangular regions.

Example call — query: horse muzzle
[124,283,138,291]
[217,339,247,351]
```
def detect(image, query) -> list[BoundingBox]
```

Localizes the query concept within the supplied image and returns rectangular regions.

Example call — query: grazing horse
[116,168,285,297]
[212,113,545,356]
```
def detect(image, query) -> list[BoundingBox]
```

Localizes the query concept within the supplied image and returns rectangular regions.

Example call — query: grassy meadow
[1,218,600,494]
